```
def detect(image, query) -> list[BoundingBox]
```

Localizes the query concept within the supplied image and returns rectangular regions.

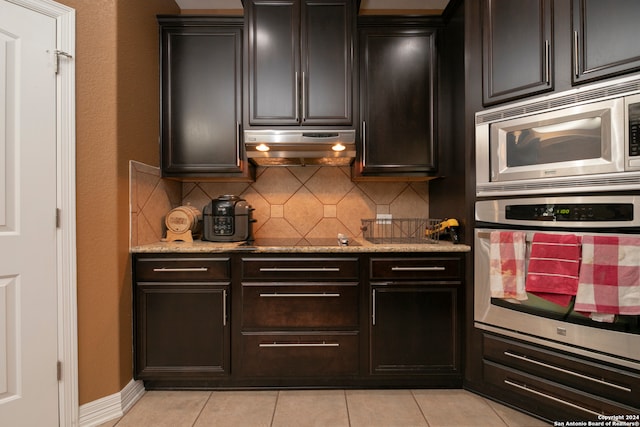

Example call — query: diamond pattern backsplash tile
[129,161,182,247]
[130,161,429,246]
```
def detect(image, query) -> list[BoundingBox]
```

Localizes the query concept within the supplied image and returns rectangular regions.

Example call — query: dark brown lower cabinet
[237,255,360,383]
[132,252,465,389]
[480,332,640,421]
[135,284,229,379]
[367,255,463,387]
[371,286,458,375]
[133,254,231,383]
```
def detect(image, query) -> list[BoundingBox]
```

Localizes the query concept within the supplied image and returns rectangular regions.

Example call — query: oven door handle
[476,231,534,242]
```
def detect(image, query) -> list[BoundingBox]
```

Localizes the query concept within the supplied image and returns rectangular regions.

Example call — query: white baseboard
[78,379,145,427]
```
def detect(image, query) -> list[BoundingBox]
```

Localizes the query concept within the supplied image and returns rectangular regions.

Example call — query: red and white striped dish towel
[490,231,527,300]
[525,233,581,306]
[574,235,640,323]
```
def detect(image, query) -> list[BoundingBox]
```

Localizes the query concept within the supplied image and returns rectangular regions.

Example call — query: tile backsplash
[129,161,182,247]
[130,161,429,247]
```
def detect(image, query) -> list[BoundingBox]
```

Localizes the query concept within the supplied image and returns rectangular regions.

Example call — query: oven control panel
[505,203,634,222]
[629,102,640,158]
[476,195,640,228]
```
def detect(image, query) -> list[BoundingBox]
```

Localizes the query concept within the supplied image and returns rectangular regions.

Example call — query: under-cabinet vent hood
[244,129,356,166]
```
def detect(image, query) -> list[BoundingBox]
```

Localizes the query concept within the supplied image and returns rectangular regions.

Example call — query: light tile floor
[99,389,551,426]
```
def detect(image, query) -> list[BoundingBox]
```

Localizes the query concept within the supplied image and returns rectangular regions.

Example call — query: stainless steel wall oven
[474,195,640,371]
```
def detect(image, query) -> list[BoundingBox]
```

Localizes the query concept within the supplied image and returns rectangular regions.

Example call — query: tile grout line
[479,396,511,427]
[410,389,432,427]
[343,389,352,427]
[191,391,213,427]
[269,390,280,427]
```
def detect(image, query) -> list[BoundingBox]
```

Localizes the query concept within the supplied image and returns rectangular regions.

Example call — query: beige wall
[58,0,179,405]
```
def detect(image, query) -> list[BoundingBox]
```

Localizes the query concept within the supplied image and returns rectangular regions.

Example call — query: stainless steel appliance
[475,75,640,197]
[244,129,356,166]
[203,195,254,242]
[474,195,640,371]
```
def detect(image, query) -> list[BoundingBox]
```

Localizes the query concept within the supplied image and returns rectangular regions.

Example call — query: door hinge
[53,50,72,74]
[56,208,61,228]
[57,361,62,381]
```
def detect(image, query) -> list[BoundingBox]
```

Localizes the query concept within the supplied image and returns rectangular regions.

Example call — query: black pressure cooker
[202,195,255,242]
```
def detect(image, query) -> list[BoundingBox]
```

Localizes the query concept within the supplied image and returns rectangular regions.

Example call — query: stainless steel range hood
[244,129,356,166]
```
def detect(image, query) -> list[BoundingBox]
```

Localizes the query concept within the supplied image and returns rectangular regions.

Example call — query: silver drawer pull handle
[259,293,340,298]
[259,267,340,272]
[152,267,209,272]
[504,351,632,392]
[504,379,601,417]
[259,342,340,348]
[391,266,446,272]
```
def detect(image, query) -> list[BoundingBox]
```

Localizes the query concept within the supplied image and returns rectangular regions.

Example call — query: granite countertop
[131,238,471,253]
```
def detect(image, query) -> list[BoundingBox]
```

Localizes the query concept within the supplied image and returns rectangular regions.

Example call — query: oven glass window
[505,117,602,167]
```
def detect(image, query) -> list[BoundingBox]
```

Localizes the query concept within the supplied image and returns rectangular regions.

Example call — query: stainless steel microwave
[475,77,640,197]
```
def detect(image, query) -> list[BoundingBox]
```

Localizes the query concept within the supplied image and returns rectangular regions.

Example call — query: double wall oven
[474,76,640,374]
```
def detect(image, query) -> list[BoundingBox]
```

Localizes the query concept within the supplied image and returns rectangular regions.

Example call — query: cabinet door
[482,0,553,106]
[135,284,229,379]
[247,0,354,126]
[246,0,300,125]
[572,0,640,84]
[301,0,353,125]
[370,286,459,375]
[357,25,436,178]
[160,20,249,179]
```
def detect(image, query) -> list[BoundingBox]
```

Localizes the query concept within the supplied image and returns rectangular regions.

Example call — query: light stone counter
[131,239,471,253]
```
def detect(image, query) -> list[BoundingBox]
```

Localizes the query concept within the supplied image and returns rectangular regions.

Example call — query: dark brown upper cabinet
[244,0,356,127]
[159,16,254,181]
[481,0,640,107]
[572,0,640,84]
[354,17,438,180]
[482,0,553,106]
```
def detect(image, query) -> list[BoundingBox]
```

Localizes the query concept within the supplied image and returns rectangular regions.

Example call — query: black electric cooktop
[244,237,361,247]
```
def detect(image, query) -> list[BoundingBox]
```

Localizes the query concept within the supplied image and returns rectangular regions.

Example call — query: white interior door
[0,1,60,425]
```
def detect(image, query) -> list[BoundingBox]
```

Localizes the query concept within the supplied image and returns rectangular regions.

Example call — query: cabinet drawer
[242,283,359,329]
[483,333,640,408]
[370,257,461,280]
[241,257,359,280]
[239,332,359,377]
[135,256,231,281]
[483,361,639,420]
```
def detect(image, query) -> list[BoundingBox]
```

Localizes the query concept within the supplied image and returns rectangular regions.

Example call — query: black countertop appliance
[203,195,254,242]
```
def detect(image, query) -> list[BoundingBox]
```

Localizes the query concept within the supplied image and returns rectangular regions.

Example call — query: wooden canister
[164,205,202,242]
